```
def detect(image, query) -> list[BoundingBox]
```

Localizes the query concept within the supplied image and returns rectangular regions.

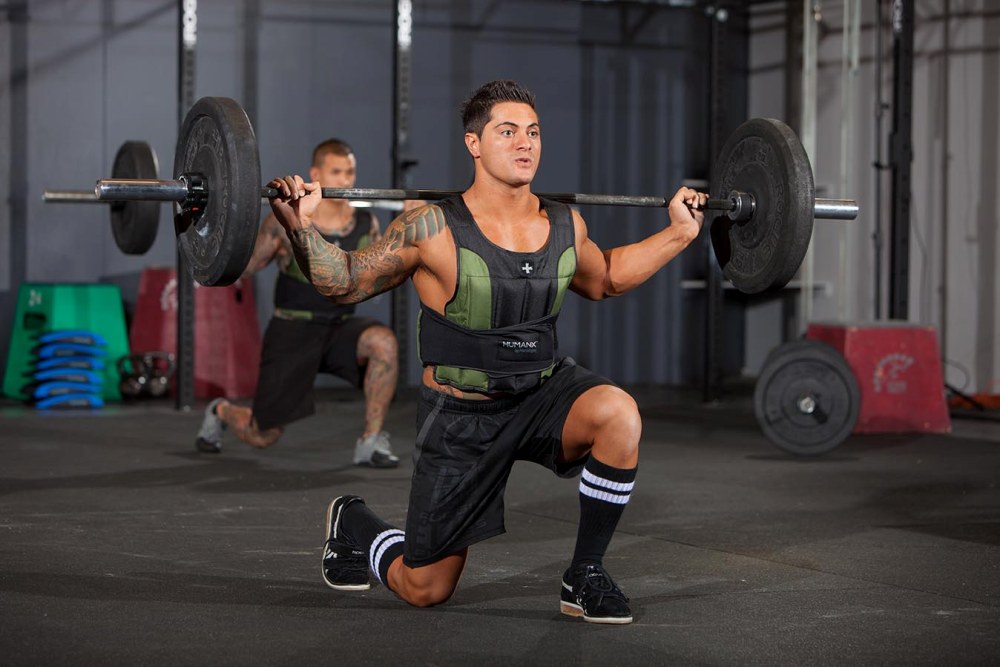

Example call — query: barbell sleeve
[96,179,189,202]
[813,199,859,221]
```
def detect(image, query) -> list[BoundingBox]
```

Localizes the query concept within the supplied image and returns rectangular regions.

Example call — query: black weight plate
[110,141,160,255]
[173,97,260,287]
[753,339,860,457]
[710,118,814,294]
[760,335,809,370]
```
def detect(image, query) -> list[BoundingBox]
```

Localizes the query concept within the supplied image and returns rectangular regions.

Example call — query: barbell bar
[43,190,102,203]
[92,179,859,223]
[45,96,859,291]
[44,184,398,209]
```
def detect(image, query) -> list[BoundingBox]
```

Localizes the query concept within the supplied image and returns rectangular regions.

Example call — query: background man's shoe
[353,432,399,468]
[195,398,226,454]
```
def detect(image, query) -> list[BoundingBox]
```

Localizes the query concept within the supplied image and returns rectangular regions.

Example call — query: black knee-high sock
[342,500,405,586]
[572,457,637,566]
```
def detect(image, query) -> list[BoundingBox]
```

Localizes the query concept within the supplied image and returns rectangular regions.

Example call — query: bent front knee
[592,387,641,437]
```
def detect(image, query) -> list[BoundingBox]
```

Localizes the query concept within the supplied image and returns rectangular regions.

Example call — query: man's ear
[309,165,320,182]
[464,132,480,159]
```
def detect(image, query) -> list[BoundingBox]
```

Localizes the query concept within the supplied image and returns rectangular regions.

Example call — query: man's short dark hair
[312,138,354,167]
[460,80,536,137]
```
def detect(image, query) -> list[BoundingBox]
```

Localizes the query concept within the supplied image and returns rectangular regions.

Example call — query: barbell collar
[725,190,756,222]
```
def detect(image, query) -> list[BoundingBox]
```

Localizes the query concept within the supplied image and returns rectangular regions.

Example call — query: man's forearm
[288,227,354,299]
[604,226,699,295]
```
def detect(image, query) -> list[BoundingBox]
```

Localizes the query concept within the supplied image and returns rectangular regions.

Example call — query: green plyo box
[3,283,130,401]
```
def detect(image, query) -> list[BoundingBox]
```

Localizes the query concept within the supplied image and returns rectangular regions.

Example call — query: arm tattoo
[383,205,447,250]
[287,205,447,303]
[288,227,352,296]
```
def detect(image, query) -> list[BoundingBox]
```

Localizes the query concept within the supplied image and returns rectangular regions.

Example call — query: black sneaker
[322,495,371,591]
[560,562,633,624]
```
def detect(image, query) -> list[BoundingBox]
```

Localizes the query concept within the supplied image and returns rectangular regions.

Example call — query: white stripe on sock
[370,529,405,583]
[582,468,635,493]
[579,482,631,504]
[369,529,393,574]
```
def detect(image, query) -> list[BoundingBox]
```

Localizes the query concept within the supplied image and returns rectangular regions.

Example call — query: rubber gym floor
[1,385,998,666]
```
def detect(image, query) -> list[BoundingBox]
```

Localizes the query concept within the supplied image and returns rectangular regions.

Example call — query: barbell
[45,96,859,291]
[44,140,163,255]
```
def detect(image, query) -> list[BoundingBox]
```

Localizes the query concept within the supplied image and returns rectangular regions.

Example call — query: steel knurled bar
[93,180,859,220]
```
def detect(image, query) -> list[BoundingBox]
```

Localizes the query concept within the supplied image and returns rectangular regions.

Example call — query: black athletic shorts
[403,357,614,567]
[251,315,383,431]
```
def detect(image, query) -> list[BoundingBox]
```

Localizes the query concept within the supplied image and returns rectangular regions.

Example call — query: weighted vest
[273,209,373,323]
[418,195,577,393]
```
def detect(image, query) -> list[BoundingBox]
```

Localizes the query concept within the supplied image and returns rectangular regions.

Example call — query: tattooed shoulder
[383,205,447,251]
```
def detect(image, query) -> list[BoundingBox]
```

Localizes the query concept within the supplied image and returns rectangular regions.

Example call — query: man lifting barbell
[46,77,859,623]
[193,138,402,468]
[267,79,707,624]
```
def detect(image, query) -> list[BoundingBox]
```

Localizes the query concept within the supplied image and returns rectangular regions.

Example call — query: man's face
[466,101,540,187]
[310,152,357,189]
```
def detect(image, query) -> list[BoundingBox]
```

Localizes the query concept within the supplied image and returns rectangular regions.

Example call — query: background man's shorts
[251,315,382,431]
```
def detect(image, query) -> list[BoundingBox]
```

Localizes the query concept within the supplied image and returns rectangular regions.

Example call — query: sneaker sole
[560,600,633,625]
[195,437,221,454]
[353,459,400,469]
[322,497,370,591]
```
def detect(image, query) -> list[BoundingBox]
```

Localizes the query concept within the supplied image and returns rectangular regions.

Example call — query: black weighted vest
[418,195,577,393]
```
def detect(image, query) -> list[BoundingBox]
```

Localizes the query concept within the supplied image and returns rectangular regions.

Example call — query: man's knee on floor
[400,579,458,608]
[393,563,461,608]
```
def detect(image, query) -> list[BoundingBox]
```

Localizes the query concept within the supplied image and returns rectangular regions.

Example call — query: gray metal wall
[1,0,746,390]
[746,0,1000,394]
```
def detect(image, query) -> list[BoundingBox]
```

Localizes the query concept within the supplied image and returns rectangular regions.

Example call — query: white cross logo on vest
[520,261,534,275]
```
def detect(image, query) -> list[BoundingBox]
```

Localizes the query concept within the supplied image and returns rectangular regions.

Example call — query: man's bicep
[569,236,610,299]
[348,239,417,299]
[568,211,610,299]
[346,206,444,300]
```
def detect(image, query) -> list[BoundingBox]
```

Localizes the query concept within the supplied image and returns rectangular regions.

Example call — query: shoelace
[325,541,367,566]
[577,567,629,603]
